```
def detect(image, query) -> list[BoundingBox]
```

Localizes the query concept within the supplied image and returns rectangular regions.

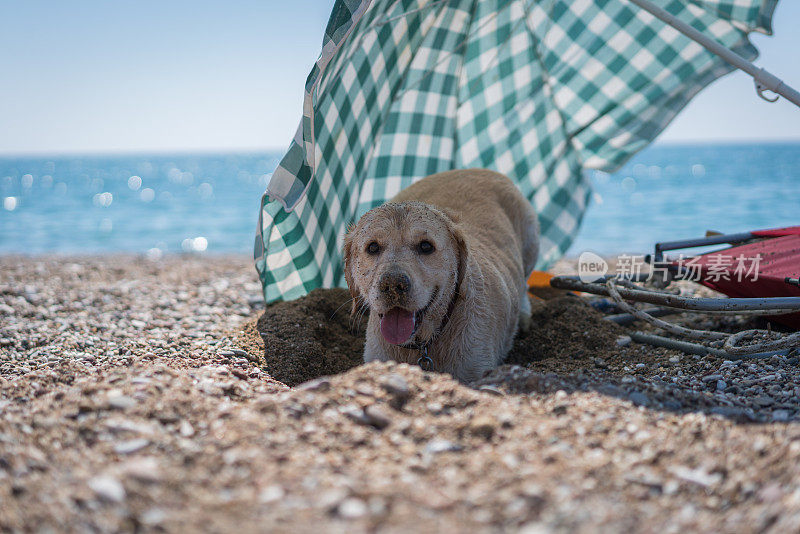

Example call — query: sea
[1,143,798,259]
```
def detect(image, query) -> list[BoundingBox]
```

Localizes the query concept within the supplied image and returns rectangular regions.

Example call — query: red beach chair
[654,226,800,328]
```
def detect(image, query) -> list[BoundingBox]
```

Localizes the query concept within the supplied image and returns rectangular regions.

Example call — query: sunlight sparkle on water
[181,237,208,252]
[621,177,636,192]
[93,192,113,207]
[198,182,213,199]
[140,188,155,202]
[692,164,706,177]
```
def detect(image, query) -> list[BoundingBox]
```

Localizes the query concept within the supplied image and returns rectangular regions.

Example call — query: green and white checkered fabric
[256,0,777,303]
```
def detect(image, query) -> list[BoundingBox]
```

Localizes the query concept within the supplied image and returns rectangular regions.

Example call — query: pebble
[772,409,791,422]
[629,391,650,407]
[382,374,411,410]
[758,483,784,504]
[343,405,391,430]
[427,402,444,415]
[114,438,149,454]
[88,476,126,503]
[478,385,504,396]
[296,378,331,392]
[669,465,721,488]
[179,420,195,437]
[701,374,723,383]
[141,508,167,526]
[363,404,392,429]
[337,497,368,519]
[425,439,462,454]
[519,521,550,534]
[230,367,249,380]
[753,395,775,407]
[120,457,162,482]
[105,419,155,435]
[380,374,410,398]
[616,335,632,347]
[316,488,349,509]
[469,416,496,439]
[259,485,285,504]
[107,393,137,410]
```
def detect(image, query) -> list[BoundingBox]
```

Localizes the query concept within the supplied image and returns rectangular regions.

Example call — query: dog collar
[398,339,434,370]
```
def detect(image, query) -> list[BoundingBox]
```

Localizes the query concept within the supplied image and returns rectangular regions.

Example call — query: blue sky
[0,0,798,155]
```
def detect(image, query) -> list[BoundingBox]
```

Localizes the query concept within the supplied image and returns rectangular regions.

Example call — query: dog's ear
[342,230,360,317]
[442,210,467,297]
[451,225,468,297]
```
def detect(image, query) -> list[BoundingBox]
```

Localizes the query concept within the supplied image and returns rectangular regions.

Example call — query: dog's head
[343,201,466,346]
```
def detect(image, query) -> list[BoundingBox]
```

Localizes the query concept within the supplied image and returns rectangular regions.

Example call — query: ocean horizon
[1,142,798,260]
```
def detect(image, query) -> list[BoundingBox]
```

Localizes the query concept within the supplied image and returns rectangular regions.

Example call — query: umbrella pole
[628,0,800,108]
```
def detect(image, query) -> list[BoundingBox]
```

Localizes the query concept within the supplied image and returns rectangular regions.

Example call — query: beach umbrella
[256,0,797,302]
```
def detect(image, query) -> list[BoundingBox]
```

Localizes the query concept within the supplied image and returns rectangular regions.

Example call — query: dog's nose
[379,271,411,298]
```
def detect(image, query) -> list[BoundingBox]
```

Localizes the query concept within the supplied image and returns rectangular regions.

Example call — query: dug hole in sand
[252,288,622,388]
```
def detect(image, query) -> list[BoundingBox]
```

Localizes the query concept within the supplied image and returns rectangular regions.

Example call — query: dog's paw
[517,293,533,334]
[517,311,532,334]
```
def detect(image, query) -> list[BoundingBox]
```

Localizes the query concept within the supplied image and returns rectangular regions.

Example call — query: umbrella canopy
[256,0,778,302]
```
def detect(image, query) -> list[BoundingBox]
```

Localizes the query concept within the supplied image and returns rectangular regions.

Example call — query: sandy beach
[2,254,800,532]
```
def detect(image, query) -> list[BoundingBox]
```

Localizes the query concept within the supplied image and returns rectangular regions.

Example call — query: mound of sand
[506,296,623,364]
[256,289,622,387]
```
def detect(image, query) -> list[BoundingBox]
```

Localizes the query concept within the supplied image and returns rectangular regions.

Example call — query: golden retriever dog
[343,169,539,382]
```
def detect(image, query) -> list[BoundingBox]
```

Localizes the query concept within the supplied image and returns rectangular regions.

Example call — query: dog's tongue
[380,307,415,345]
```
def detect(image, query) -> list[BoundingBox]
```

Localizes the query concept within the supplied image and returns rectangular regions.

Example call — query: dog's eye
[366,242,381,255]
[418,240,435,255]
